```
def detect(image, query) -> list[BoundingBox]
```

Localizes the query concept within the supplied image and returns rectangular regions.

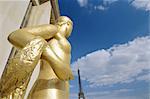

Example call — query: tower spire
[78,69,85,99]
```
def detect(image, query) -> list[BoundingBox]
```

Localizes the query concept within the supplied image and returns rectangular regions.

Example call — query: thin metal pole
[78,69,86,99]
[50,0,60,23]
[78,69,82,93]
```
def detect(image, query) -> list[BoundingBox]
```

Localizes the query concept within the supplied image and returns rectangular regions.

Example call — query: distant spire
[78,69,85,99]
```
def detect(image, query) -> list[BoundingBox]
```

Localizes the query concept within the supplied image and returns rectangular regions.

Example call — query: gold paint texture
[0,16,74,99]
[0,37,46,98]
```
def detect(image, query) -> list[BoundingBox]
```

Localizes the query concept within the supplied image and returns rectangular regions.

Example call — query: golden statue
[0,16,74,99]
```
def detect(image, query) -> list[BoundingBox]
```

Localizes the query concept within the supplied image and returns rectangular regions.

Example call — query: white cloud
[136,73,150,82]
[70,93,78,99]
[70,88,147,99]
[94,5,107,11]
[70,84,74,88]
[94,0,119,11]
[131,0,150,11]
[103,0,119,5]
[77,0,88,7]
[86,92,146,99]
[86,88,132,96]
[76,0,150,11]
[72,36,150,86]
[76,0,118,10]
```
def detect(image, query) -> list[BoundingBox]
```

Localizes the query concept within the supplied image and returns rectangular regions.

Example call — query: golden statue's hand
[8,24,58,49]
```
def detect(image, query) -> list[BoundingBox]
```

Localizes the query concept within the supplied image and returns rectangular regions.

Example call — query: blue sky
[59,0,150,99]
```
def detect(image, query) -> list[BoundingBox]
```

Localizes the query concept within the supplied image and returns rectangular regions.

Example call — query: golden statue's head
[56,16,73,38]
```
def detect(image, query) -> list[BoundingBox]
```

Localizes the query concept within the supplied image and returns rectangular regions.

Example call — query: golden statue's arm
[8,24,58,49]
[0,24,58,98]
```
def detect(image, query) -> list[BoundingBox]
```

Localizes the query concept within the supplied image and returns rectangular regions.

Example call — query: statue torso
[28,35,71,99]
